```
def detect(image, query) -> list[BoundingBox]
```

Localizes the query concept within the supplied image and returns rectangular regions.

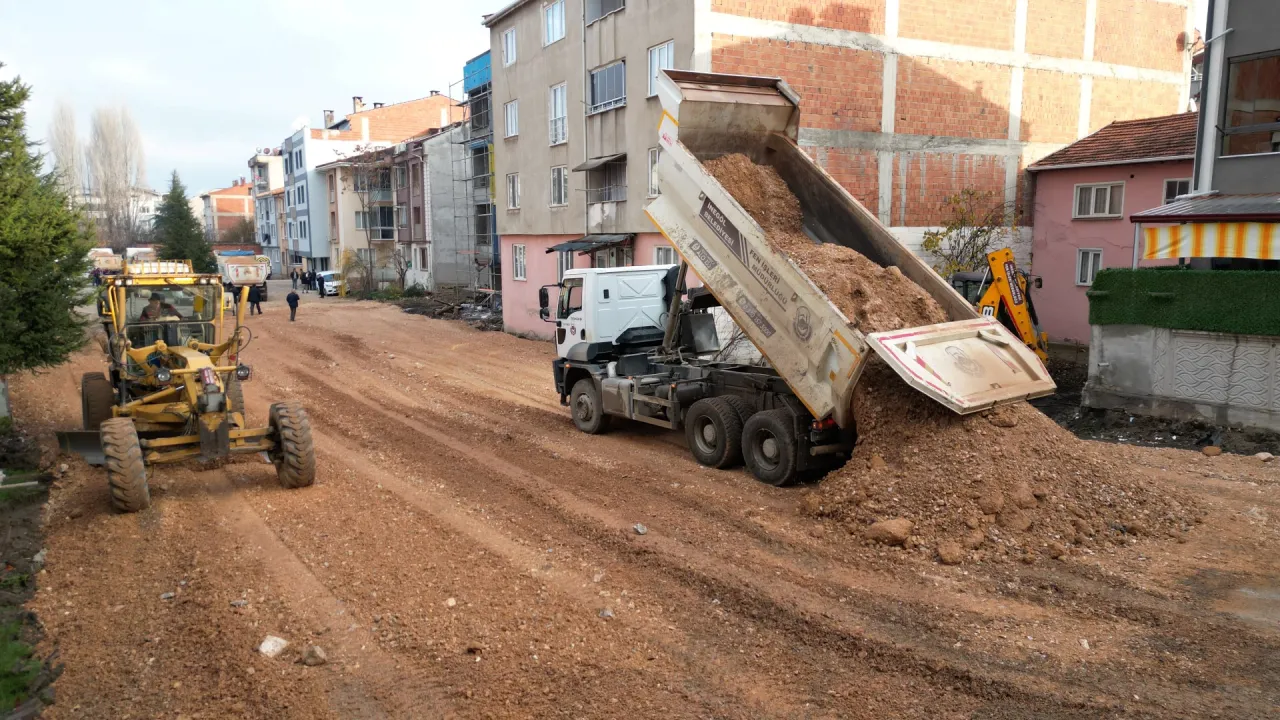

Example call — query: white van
[316,270,344,297]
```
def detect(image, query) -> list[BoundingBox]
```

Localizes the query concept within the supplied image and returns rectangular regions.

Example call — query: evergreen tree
[0,67,94,376]
[154,171,216,273]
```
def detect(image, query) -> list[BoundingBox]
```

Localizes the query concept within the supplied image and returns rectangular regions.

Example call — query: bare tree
[920,189,1022,276]
[87,106,147,251]
[338,143,395,294]
[48,101,85,200]
[390,245,411,290]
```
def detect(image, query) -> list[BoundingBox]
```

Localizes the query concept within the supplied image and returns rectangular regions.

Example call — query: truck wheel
[101,418,150,513]
[742,409,799,486]
[81,372,115,430]
[569,378,610,434]
[226,377,245,418]
[269,402,316,488]
[719,395,753,427]
[685,398,744,469]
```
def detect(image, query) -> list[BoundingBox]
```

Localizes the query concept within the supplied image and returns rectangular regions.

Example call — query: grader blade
[56,431,105,466]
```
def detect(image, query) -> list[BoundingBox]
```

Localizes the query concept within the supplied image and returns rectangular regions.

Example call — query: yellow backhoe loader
[60,260,315,512]
[948,248,1050,362]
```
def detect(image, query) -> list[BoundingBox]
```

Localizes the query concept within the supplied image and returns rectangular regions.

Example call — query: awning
[1140,222,1280,260]
[1132,193,1280,223]
[572,153,626,172]
[545,233,633,254]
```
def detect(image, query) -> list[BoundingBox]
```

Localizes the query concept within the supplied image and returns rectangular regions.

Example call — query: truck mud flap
[866,318,1056,414]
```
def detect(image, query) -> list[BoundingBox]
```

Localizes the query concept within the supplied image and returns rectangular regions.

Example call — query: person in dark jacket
[286,289,300,321]
[290,269,299,290]
[302,270,312,294]
[247,284,263,315]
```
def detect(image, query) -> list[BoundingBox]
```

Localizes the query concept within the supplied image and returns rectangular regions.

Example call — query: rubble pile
[704,153,1201,563]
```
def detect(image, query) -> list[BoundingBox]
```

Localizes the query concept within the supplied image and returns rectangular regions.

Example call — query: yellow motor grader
[61,259,314,512]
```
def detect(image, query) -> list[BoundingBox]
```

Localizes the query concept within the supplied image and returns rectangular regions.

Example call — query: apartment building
[279,93,468,272]
[200,179,254,242]
[483,0,1192,337]
[247,148,286,273]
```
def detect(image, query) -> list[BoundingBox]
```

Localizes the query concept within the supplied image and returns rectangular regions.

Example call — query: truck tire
[569,378,610,434]
[269,402,316,488]
[226,377,245,418]
[742,409,800,486]
[101,418,151,513]
[81,372,115,431]
[685,397,744,469]
[719,395,753,427]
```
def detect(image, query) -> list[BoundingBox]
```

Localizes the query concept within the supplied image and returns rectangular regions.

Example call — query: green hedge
[1088,268,1280,336]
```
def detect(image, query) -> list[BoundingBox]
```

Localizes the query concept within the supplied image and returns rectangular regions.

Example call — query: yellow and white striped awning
[1142,222,1280,260]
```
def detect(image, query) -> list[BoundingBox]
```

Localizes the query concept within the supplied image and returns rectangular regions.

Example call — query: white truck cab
[540,264,679,362]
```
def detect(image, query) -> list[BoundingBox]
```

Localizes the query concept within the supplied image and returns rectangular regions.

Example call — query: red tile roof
[1029,112,1198,171]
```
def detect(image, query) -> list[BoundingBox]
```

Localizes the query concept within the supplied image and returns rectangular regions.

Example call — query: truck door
[555,277,585,358]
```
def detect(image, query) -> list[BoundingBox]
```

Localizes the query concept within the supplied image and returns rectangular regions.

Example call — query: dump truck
[541,70,1054,486]
[62,259,314,512]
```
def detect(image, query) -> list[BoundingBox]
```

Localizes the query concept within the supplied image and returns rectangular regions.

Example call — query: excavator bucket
[56,431,105,466]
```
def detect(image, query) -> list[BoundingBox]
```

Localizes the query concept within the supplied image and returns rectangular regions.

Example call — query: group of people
[290,268,325,295]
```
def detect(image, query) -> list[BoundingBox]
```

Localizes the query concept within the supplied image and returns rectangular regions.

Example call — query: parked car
[316,270,344,297]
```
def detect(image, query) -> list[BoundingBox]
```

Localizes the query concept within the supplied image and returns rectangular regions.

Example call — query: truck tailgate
[866,318,1056,413]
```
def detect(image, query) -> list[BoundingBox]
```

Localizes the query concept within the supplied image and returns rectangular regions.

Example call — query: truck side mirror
[1034,277,1043,289]
[538,287,549,310]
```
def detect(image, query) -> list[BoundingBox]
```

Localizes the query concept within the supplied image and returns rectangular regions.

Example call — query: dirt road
[12,299,1280,718]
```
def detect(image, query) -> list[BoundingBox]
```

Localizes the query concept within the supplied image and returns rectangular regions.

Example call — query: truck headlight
[235,365,252,381]
[155,367,172,383]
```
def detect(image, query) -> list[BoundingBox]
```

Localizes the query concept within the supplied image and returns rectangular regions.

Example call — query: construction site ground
[10,296,1280,719]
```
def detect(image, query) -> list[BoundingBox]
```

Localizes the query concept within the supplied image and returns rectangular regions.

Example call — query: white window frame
[549,83,567,145]
[417,245,430,271]
[512,243,527,281]
[354,210,366,230]
[502,28,517,66]
[396,204,408,228]
[550,165,569,207]
[394,166,408,190]
[557,249,573,281]
[647,147,661,197]
[648,40,674,97]
[504,99,519,138]
[1163,178,1191,204]
[1076,248,1103,286]
[543,0,565,46]
[654,245,676,265]
[1072,182,1124,219]
[506,172,520,210]
[286,189,293,207]
[588,61,626,115]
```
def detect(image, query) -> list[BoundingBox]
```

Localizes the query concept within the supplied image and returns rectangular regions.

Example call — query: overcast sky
[0,0,497,195]
[2,0,1208,196]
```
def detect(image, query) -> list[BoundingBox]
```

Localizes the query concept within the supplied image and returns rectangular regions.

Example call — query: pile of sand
[704,154,1201,563]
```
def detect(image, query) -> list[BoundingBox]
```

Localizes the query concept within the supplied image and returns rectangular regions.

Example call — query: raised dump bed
[644,70,1054,426]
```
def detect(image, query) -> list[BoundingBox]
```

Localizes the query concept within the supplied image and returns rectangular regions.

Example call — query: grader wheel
[226,377,245,417]
[101,418,151,513]
[269,402,316,488]
[81,372,115,430]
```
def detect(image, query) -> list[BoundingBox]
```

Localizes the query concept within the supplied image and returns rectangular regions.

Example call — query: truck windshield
[558,278,583,318]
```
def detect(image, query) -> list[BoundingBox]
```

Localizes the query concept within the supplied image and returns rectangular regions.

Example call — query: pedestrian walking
[286,289,300,321]
[302,270,311,294]
[248,284,263,315]
[290,268,299,290]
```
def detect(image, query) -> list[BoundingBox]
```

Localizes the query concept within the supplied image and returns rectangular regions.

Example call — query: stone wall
[1084,325,1280,432]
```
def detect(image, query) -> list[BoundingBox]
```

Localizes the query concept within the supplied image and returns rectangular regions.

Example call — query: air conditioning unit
[396,143,407,153]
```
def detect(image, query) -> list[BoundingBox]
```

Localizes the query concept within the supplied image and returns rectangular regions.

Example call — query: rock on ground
[866,518,912,546]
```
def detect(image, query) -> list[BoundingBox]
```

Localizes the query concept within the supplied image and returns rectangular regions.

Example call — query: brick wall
[892,153,1007,226]
[1022,69,1082,143]
[711,0,884,34]
[1094,0,1186,73]
[1025,0,1087,59]
[711,35,882,133]
[898,0,1016,50]
[895,58,1011,139]
[806,147,879,210]
[1090,77,1183,133]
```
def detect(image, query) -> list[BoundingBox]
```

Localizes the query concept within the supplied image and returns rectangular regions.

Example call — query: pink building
[1027,113,1197,345]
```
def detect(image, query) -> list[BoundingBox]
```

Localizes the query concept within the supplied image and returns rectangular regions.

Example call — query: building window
[475,204,492,237]
[512,244,527,281]
[410,162,421,194]
[504,100,519,138]
[294,149,302,168]
[506,173,520,210]
[1076,249,1102,286]
[550,166,569,206]
[329,173,336,201]
[1073,183,1123,219]
[297,184,306,205]
[549,83,567,145]
[396,204,408,228]
[470,146,490,189]
[355,210,365,229]
[1221,52,1280,157]
[502,28,517,66]
[587,159,627,203]
[544,0,565,45]
[1163,178,1191,204]
[330,211,336,233]
[648,40,674,97]
[586,0,624,24]
[286,189,292,207]
[557,250,573,281]
[394,166,408,189]
[594,246,632,268]
[647,147,661,197]
[413,205,422,227]
[654,245,676,265]
[588,61,626,114]
[287,221,295,238]
[284,155,292,175]
[299,220,308,239]
[417,246,430,271]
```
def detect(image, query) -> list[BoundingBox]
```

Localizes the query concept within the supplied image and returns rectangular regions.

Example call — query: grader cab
[62,260,314,512]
